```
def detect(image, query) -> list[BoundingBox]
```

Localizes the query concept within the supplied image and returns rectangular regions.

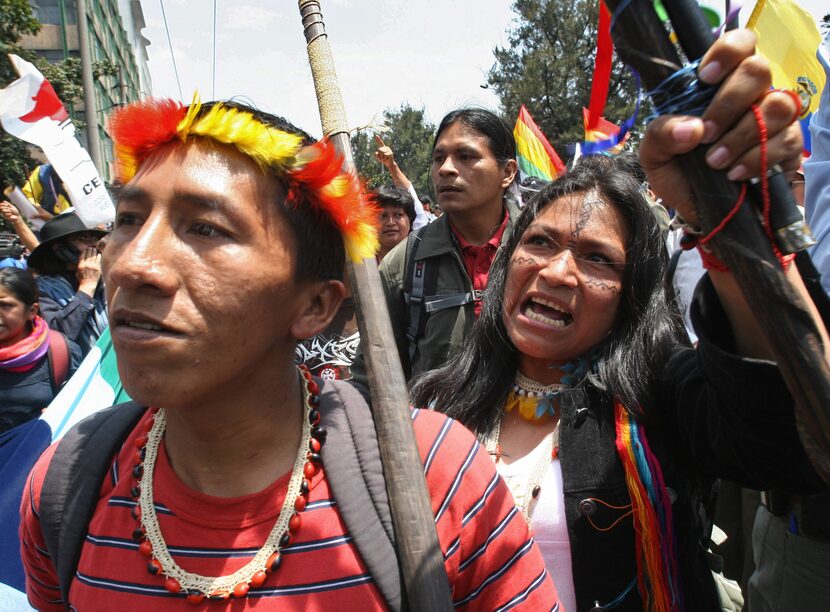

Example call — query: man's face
[103,141,313,409]
[430,122,515,217]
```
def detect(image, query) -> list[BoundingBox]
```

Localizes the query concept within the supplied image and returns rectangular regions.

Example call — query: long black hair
[410,155,687,436]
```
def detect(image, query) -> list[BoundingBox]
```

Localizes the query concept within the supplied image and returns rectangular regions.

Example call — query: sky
[139,0,828,140]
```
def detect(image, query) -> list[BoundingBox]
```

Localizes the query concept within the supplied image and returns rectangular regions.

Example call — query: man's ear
[291,279,347,341]
[501,158,518,189]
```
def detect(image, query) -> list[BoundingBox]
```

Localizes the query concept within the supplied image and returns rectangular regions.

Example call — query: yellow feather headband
[109,95,379,262]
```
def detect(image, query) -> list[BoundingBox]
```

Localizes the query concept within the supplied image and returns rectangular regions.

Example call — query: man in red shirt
[19,99,558,610]
[351,108,520,383]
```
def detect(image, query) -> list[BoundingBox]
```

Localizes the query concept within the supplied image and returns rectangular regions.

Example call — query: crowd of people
[1,204,108,434]
[1,26,829,611]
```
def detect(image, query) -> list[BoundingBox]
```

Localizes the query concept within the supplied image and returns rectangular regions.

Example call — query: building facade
[21,0,151,181]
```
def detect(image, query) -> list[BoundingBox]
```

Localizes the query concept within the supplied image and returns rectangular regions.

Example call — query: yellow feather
[345,226,380,263]
[176,92,202,137]
[178,100,303,172]
[503,391,549,423]
[114,93,379,265]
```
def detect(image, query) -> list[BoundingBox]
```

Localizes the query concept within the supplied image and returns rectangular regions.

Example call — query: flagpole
[75,0,104,173]
[297,2,453,609]
[605,0,830,481]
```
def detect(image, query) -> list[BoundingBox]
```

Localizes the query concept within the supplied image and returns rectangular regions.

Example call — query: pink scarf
[0,316,50,372]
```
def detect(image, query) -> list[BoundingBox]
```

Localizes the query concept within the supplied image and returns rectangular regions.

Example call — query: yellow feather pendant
[504,390,551,423]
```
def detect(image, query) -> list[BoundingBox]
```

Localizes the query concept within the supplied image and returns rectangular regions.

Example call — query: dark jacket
[351,200,521,385]
[0,336,82,433]
[36,274,107,356]
[558,276,826,611]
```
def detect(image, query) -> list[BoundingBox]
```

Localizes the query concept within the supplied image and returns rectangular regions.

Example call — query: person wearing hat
[27,211,108,356]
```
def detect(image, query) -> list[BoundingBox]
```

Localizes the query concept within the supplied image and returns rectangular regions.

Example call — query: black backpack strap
[318,378,403,611]
[403,229,427,364]
[403,226,464,365]
[40,402,146,607]
[423,292,477,313]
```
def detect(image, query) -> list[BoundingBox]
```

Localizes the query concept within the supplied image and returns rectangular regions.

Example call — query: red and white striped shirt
[21,407,560,610]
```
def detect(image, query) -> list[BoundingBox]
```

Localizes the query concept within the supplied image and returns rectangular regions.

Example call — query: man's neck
[161,363,304,498]
[449,201,505,246]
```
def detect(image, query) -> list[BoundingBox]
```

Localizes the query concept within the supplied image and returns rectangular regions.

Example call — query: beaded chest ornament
[130,365,325,603]
[504,353,595,423]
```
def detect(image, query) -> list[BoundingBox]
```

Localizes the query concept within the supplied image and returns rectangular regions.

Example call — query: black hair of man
[432,108,516,165]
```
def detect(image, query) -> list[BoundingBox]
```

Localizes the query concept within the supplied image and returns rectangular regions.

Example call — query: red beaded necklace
[130,365,325,603]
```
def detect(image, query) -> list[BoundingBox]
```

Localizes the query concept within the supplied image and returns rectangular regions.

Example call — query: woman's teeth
[523,298,572,327]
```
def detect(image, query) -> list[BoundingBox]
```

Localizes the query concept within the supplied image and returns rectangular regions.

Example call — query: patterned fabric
[21,408,558,610]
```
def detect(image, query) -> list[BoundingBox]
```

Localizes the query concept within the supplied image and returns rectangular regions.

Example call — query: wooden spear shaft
[297,2,454,609]
[605,0,830,481]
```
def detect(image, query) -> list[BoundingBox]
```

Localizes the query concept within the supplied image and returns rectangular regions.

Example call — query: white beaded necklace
[137,380,313,598]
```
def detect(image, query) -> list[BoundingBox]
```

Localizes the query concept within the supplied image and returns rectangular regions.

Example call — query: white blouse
[495,435,577,612]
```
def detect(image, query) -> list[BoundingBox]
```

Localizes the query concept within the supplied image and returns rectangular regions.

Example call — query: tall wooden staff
[604,0,830,481]
[297,2,453,609]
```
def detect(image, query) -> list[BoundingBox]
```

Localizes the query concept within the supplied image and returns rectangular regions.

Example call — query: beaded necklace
[130,365,325,603]
[505,352,596,423]
[504,371,567,423]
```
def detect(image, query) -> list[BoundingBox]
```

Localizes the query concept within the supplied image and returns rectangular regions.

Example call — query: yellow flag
[747,0,825,117]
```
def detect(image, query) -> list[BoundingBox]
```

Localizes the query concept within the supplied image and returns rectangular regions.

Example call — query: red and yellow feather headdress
[108,95,379,262]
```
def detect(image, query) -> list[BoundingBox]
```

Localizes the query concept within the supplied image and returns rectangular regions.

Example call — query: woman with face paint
[412,31,830,612]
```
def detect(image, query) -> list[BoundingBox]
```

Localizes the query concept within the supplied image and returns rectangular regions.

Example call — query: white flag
[0,54,114,226]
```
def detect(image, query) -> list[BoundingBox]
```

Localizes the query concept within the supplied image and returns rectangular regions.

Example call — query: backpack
[38,378,405,610]
[402,226,478,364]
[46,329,71,395]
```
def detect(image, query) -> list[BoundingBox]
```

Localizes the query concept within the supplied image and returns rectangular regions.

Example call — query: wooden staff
[297,2,453,609]
[604,0,830,481]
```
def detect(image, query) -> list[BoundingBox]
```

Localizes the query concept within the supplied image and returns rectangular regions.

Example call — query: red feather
[109,99,186,159]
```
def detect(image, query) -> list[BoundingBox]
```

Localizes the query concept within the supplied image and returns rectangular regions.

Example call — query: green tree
[350,129,386,190]
[488,0,642,157]
[351,104,436,195]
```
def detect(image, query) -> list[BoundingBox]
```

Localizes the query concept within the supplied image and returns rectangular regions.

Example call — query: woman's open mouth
[522,297,573,328]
